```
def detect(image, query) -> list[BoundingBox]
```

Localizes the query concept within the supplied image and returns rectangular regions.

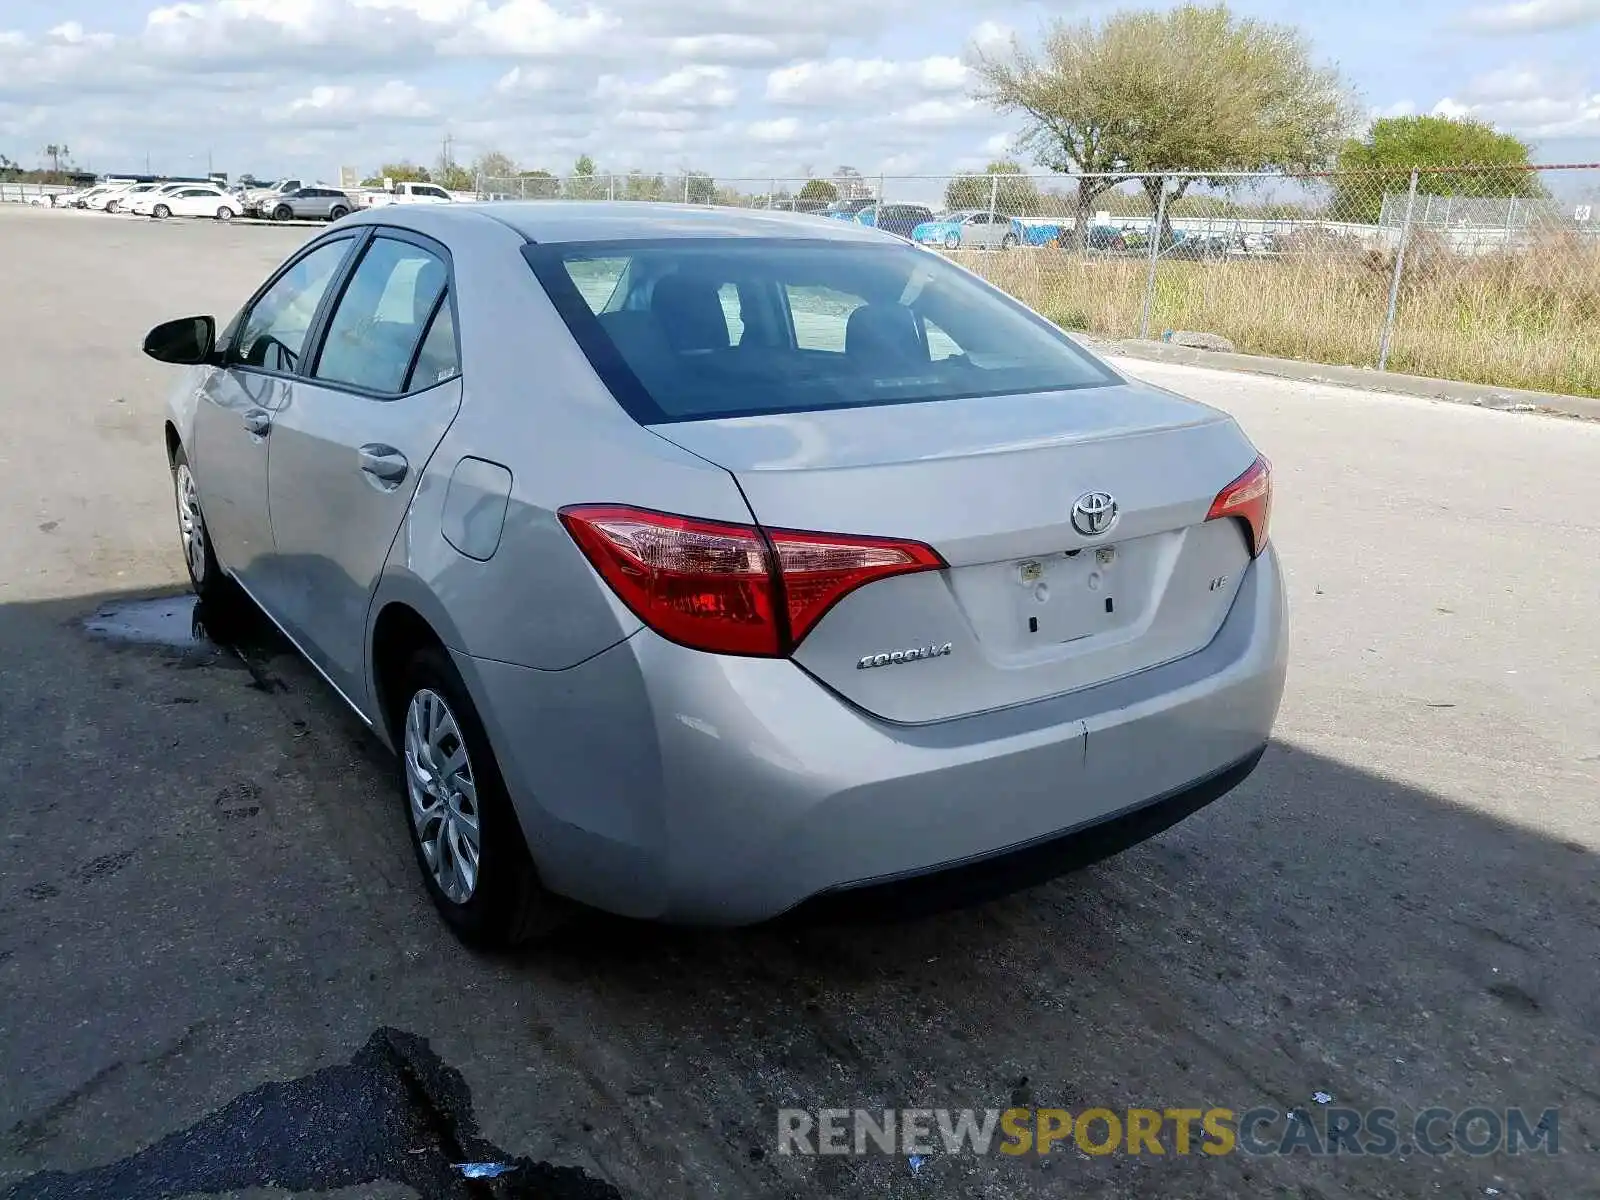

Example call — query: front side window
[229,239,352,373]
[526,237,1116,423]
[313,237,450,394]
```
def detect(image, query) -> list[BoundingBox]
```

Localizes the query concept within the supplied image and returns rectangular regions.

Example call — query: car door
[169,188,208,217]
[261,230,463,706]
[189,236,360,595]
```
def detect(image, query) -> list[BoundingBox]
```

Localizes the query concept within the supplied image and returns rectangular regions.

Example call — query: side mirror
[143,316,217,365]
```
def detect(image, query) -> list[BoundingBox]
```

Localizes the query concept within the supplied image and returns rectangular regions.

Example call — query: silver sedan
[145,203,1287,945]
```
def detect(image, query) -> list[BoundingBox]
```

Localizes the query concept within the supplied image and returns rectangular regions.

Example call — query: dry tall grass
[961,238,1600,398]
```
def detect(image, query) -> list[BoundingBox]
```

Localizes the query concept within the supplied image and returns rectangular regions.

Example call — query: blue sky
[1,0,1596,184]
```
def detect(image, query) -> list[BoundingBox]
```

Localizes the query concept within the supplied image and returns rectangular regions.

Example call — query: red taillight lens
[558,505,943,657]
[1206,454,1272,557]
[767,527,945,645]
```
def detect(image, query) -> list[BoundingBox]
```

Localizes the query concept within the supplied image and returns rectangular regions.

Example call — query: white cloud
[282,80,436,123]
[1416,63,1600,136]
[1461,0,1600,33]
[765,56,969,105]
[0,0,1024,182]
[968,19,1014,57]
[746,116,804,143]
[598,65,738,109]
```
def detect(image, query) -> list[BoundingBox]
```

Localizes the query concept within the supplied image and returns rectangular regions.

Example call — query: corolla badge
[1070,491,1119,537]
[857,643,954,670]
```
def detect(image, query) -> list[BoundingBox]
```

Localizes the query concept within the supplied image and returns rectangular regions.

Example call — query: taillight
[558,504,944,657]
[1206,454,1272,557]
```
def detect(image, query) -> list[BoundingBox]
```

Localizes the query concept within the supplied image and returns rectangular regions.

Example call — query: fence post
[1137,176,1169,340]
[1377,168,1419,371]
[986,172,998,226]
[607,174,615,202]
[683,175,690,204]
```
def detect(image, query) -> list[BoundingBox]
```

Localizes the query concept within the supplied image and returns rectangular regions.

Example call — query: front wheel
[273,204,293,222]
[396,644,568,948]
[152,204,171,219]
[216,206,234,221]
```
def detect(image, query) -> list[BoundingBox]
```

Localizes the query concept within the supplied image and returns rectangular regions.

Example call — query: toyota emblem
[1070,491,1119,537]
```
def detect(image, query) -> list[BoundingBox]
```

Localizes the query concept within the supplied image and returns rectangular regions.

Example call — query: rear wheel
[273,204,293,222]
[395,644,568,948]
[106,200,121,213]
[216,206,234,221]
[328,204,350,221]
[152,203,171,219]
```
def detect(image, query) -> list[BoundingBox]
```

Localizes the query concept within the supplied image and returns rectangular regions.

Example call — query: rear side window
[313,237,450,394]
[524,237,1116,424]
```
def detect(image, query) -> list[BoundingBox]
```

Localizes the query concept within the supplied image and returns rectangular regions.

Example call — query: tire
[394,643,567,948]
[1001,232,1019,249]
[216,206,234,221]
[106,200,120,213]
[944,232,960,250]
[171,445,249,623]
[273,204,293,222]
[152,204,171,219]
[328,205,350,221]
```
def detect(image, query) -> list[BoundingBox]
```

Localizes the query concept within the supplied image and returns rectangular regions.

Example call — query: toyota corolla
[144,202,1287,946]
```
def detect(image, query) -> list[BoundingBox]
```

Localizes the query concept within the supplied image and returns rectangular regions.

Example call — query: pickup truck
[359,181,466,209]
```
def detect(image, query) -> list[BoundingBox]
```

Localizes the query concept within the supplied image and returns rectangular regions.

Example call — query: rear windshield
[523,237,1116,424]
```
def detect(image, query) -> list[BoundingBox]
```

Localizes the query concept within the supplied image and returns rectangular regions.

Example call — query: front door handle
[242,408,272,437]
[358,444,410,487]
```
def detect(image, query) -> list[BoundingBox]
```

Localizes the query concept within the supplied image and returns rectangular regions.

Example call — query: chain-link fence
[477,164,1600,397]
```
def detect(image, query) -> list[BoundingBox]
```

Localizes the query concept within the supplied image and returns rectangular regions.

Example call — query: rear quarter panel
[365,208,757,683]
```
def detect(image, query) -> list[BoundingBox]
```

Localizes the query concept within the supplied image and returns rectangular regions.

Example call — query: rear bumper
[458,545,1288,926]
[783,743,1266,923]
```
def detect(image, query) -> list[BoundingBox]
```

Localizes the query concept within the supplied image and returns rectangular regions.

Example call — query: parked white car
[127,184,191,216]
[146,184,243,221]
[105,183,174,213]
[83,184,138,211]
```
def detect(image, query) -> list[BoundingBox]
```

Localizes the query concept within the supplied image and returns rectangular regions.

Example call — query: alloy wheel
[404,688,482,905]
[174,463,206,584]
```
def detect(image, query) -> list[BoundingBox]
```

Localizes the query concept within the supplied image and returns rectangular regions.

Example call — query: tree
[435,162,475,192]
[362,161,430,186]
[944,160,1044,214]
[565,154,607,200]
[969,4,1354,247]
[472,150,518,186]
[43,143,71,172]
[518,168,561,199]
[797,178,837,204]
[1331,115,1544,224]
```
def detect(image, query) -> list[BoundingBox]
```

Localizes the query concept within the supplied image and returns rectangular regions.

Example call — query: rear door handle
[358,444,409,487]
[242,409,272,436]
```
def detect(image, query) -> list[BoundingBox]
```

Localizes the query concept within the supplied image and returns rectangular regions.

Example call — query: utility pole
[442,132,455,171]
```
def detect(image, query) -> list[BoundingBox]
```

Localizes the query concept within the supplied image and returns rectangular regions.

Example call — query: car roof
[343,201,900,246]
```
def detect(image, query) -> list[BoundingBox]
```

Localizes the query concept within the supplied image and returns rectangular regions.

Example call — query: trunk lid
[649,383,1260,724]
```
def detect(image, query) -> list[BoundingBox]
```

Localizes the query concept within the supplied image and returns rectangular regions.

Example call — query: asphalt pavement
[1,205,1597,1200]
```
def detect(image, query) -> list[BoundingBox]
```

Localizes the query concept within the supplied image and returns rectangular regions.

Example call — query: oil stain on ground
[3,1028,622,1200]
